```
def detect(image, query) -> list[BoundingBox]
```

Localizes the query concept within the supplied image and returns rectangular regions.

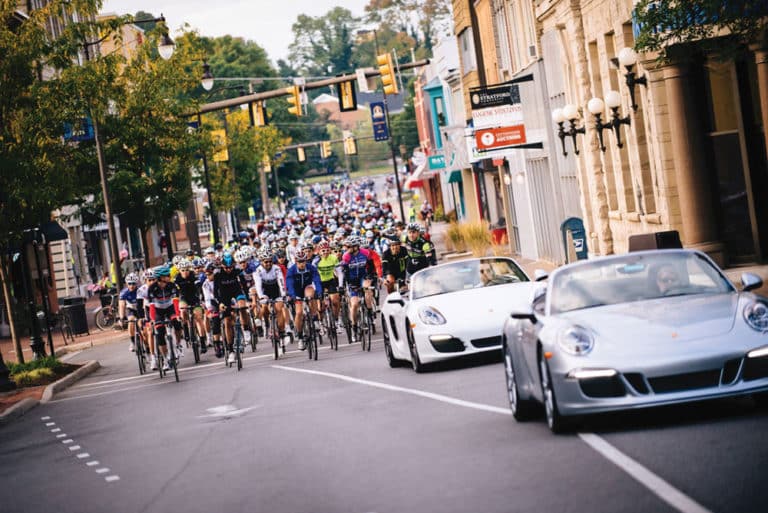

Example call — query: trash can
[59,296,89,336]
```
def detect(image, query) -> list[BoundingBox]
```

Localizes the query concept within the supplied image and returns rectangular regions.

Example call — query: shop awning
[447,170,463,184]
[405,162,427,190]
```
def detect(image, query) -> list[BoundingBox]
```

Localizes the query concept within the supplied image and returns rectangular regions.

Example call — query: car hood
[558,293,739,342]
[413,282,535,326]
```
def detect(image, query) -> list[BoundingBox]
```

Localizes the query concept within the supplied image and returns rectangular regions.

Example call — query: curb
[0,398,39,426]
[54,331,126,357]
[0,360,101,425]
[41,360,100,404]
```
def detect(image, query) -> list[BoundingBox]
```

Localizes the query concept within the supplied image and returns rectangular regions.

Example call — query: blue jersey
[286,264,323,298]
[119,287,139,310]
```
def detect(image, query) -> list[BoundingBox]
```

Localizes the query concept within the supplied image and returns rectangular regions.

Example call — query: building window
[459,28,477,74]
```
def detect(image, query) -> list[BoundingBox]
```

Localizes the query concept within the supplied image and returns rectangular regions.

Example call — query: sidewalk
[0,295,127,364]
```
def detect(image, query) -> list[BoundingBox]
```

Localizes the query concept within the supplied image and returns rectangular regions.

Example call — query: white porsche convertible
[380,257,536,372]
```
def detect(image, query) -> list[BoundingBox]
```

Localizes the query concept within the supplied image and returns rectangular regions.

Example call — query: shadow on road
[422,350,503,373]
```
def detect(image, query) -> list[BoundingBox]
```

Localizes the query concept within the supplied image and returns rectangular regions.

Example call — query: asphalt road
[1,327,767,513]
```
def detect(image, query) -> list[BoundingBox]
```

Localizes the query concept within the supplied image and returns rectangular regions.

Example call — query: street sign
[475,125,527,151]
[470,84,521,110]
[63,118,94,142]
[356,68,370,93]
[428,155,446,170]
[370,102,389,141]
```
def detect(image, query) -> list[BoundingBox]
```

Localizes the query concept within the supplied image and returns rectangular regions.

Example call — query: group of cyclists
[116,178,437,373]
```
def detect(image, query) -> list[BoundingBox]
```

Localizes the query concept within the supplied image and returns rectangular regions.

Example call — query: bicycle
[180,305,202,364]
[349,285,373,351]
[321,292,338,351]
[50,310,75,345]
[247,307,259,352]
[94,293,118,331]
[260,298,286,360]
[153,320,179,382]
[295,298,318,361]
[227,303,247,371]
[127,318,147,375]
[338,288,353,343]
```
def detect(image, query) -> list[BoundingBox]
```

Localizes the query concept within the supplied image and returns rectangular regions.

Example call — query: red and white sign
[472,104,523,129]
[475,125,527,151]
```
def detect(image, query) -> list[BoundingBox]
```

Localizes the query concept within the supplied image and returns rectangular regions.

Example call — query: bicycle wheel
[156,346,165,379]
[249,312,258,352]
[191,324,201,364]
[310,317,319,361]
[167,336,179,382]
[235,328,243,371]
[135,336,146,375]
[341,300,352,343]
[365,308,373,351]
[95,309,114,331]
[326,308,338,351]
[272,314,280,360]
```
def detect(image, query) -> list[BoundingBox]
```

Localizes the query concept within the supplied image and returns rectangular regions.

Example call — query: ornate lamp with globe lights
[552,103,586,157]
[617,47,647,111]
[588,91,631,152]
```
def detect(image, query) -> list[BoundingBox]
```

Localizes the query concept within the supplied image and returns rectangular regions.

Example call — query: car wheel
[538,352,574,434]
[406,323,424,373]
[504,344,535,421]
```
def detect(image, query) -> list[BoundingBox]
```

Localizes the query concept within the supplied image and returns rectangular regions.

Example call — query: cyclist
[137,269,156,367]
[147,265,181,371]
[361,236,383,313]
[315,241,342,330]
[420,200,434,230]
[174,259,207,355]
[404,222,436,278]
[118,272,141,352]
[340,236,375,342]
[286,249,323,350]
[382,235,408,294]
[254,248,288,345]
[214,252,250,365]
[201,262,224,358]
[234,248,258,342]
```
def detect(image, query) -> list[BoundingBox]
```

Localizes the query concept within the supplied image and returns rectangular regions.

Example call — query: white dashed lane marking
[41,417,120,484]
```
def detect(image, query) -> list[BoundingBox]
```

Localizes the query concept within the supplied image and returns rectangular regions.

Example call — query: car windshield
[411,258,528,299]
[549,251,734,314]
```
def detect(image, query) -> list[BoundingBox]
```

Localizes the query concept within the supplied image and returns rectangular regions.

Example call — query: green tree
[363,0,452,52]
[633,0,768,60]
[288,7,360,76]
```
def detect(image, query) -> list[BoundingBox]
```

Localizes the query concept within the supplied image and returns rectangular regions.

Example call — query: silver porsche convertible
[502,249,768,433]
[381,257,535,372]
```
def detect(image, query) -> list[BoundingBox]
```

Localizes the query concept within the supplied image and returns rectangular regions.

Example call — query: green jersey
[316,254,339,282]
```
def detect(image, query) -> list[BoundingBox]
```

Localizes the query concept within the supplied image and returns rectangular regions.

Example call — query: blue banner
[370,102,389,142]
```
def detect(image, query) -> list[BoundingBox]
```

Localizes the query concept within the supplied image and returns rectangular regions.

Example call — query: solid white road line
[272,365,713,513]
[86,461,100,467]
[104,475,120,482]
[578,434,713,513]
[272,365,511,415]
[50,428,61,433]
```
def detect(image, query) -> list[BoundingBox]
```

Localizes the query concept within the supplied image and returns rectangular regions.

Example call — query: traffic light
[343,135,357,155]
[320,141,332,159]
[252,101,268,127]
[376,53,399,95]
[336,80,357,112]
[297,146,306,162]
[286,85,301,117]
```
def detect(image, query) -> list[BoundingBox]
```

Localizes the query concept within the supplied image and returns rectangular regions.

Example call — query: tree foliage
[288,7,359,76]
[363,0,452,53]
[634,0,768,60]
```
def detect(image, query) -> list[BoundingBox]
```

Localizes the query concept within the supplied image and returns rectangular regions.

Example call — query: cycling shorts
[321,277,338,294]
[262,283,282,300]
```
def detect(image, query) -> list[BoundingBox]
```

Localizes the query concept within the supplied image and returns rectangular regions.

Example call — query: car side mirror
[534,269,549,282]
[741,272,763,292]
[510,311,537,324]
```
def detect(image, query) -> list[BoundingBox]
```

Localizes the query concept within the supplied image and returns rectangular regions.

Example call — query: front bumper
[550,352,768,416]
[412,324,502,364]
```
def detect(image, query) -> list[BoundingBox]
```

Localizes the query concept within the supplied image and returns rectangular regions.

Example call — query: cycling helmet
[407,222,421,232]
[234,249,249,263]
[275,249,287,259]
[185,249,195,257]
[317,241,330,251]
[387,234,401,244]
[346,235,360,247]
[365,231,375,239]
[221,253,235,267]
[125,273,139,285]
[143,268,156,280]
[258,249,272,261]
[295,249,308,262]
[177,260,193,271]
[155,265,171,278]
[204,262,217,273]
[172,255,184,267]
[204,246,215,255]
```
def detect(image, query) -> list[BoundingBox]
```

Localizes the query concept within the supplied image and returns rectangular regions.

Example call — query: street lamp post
[83,16,175,288]
[196,110,220,246]
[358,29,406,222]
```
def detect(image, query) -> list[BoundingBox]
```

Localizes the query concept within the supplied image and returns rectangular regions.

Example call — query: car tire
[406,323,424,373]
[503,344,535,421]
[382,315,403,368]
[539,352,575,434]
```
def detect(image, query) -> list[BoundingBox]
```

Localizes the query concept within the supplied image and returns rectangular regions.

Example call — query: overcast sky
[101,0,369,64]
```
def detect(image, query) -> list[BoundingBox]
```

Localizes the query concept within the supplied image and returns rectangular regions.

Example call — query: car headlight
[557,326,594,356]
[418,306,446,325]
[744,301,768,332]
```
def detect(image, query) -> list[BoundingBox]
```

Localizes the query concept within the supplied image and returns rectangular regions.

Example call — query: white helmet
[177,259,193,272]
[234,249,250,263]
[125,273,140,285]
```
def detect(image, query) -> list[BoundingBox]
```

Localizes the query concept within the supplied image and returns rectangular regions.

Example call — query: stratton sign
[470,84,521,110]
